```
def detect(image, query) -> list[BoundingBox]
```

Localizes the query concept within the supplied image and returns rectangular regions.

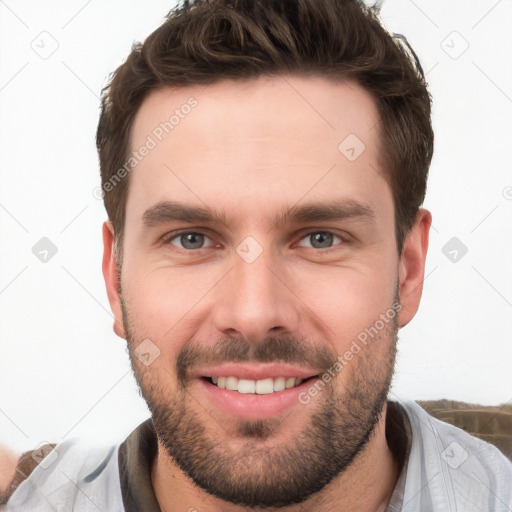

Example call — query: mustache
[176,335,338,384]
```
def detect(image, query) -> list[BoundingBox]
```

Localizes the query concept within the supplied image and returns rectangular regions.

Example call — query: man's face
[108,76,409,508]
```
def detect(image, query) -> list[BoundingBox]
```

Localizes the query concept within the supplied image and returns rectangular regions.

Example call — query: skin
[103,75,431,512]
[0,444,19,499]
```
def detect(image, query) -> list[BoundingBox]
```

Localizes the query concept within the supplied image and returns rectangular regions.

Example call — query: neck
[151,402,400,512]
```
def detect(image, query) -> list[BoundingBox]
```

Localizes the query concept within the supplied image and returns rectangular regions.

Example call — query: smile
[206,376,307,394]
[198,375,320,419]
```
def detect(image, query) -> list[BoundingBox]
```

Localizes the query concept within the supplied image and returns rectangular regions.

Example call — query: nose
[211,241,301,343]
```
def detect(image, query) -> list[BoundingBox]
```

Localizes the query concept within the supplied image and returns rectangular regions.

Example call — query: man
[2,0,511,510]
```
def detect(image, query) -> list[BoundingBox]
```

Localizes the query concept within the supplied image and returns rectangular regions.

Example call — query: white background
[0,0,511,453]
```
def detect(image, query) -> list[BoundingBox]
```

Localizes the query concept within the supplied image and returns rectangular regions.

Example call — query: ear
[102,221,126,339]
[397,208,432,328]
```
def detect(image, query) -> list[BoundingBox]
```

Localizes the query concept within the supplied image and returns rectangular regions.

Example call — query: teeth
[225,376,238,391]
[255,378,273,394]
[238,379,256,393]
[210,376,305,394]
[273,377,286,392]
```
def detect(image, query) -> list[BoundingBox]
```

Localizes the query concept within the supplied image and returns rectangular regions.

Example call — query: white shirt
[386,401,512,511]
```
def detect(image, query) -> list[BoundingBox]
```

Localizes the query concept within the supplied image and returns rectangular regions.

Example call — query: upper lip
[191,363,321,381]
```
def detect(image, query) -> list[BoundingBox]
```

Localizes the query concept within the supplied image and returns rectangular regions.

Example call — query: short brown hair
[96,0,433,265]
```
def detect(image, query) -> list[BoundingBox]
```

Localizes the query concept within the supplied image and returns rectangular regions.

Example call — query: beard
[120,287,399,510]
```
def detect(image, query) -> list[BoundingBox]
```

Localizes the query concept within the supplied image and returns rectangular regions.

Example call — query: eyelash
[161,229,350,253]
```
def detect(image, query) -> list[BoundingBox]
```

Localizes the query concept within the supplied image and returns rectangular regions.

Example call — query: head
[99,0,433,508]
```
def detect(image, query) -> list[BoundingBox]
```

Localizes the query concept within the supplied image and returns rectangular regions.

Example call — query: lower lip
[197,377,318,419]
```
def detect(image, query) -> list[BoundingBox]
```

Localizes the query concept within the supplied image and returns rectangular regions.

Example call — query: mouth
[196,373,321,419]
[201,375,318,394]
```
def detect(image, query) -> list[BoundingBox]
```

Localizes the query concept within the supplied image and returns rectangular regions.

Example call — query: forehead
[126,75,391,228]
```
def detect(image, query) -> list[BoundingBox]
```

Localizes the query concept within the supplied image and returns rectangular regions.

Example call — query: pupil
[182,233,203,249]
[312,232,332,248]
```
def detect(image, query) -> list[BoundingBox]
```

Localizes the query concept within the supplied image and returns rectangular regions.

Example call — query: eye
[161,229,348,253]
[296,231,345,250]
[164,231,217,251]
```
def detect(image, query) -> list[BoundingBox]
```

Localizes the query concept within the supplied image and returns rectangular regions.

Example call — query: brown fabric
[418,399,512,461]
[0,443,56,505]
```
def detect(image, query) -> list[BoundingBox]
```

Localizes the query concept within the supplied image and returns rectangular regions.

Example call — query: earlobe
[397,208,432,328]
[102,221,126,339]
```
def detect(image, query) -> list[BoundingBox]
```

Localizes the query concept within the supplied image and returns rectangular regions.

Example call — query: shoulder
[4,438,124,511]
[0,443,58,506]
[407,400,512,465]
[402,400,512,506]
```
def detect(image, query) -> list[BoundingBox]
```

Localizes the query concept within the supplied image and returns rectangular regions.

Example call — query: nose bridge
[212,236,299,340]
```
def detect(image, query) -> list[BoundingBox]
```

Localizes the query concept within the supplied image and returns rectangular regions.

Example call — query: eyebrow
[141,199,376,231]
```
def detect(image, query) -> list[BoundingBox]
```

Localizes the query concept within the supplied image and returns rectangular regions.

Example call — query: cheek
[290,262,397,347]
[122,263,219,344]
